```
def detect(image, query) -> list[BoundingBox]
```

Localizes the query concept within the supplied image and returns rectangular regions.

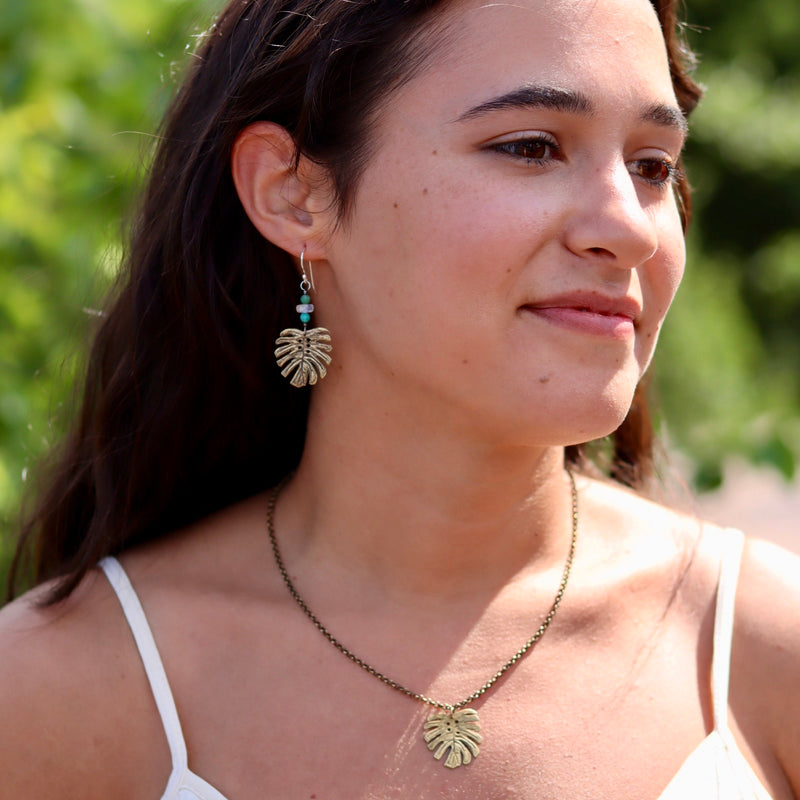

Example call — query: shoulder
[575,472,701,542]
[579,475,800,790]
[575,473,712,589]
[0,566,170,800]
[731,536,800,793]
[0,492,275,799]
[570,474,725,653]
[577,472,747,574]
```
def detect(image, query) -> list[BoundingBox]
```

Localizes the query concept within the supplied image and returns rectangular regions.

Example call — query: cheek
[635,219,685,366]
[655,216,686,316]
[357,166,527,311]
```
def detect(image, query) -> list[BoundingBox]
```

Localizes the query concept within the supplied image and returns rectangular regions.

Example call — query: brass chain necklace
[266,470,577,769]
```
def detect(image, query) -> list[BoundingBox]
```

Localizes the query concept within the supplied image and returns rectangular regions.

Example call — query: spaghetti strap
[710,529,745,733]
[99,556,188,772]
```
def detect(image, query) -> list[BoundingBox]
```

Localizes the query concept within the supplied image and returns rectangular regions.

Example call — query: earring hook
[300,250,315,292]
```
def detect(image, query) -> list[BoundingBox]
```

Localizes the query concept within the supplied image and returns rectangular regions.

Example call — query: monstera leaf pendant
[423,708,482,768]
[274,327,332,388]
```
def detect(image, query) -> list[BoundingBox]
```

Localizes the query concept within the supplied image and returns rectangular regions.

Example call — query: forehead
[401,0,676,114]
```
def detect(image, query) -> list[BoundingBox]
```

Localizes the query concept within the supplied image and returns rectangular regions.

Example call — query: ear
[231,122,334,260]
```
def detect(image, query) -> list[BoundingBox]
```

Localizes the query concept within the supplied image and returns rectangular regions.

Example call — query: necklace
[266,470,578,769]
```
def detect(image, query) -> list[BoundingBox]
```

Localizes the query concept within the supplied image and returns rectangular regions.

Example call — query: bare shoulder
[0,568,170,800]
[732,536,800,792]
[580,475,800,789]
[575,474,713,585]
[574,476,788,632]
[0,493,273,799]
[576,472,703,541]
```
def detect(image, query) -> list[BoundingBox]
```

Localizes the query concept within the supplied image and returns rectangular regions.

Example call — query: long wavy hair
[9,0,702,602]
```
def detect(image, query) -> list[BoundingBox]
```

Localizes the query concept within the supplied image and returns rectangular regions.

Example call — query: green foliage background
[656,0,800,489]
[1,0,799,585]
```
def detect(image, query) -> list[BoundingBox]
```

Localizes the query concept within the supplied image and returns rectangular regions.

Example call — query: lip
[520,291,642,339]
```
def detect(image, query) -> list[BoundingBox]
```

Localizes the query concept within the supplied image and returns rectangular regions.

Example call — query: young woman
[1,0,798,797]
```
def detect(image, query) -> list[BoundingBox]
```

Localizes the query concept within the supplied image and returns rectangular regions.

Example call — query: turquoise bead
[300,294,311,304]
[300,312,311,324]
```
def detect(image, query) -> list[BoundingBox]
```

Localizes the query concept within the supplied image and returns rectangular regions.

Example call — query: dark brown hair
[9,0,702,602]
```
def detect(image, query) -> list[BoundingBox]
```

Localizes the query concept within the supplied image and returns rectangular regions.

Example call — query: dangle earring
[274,252,332,388]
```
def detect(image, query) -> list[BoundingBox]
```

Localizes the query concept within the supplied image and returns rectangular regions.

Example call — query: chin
[534,379,639,448]
[489,391,634,451]
[590,381,641,434]
[564,410,634,448]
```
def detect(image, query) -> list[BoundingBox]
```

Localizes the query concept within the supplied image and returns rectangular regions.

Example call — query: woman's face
[317,0,687,447]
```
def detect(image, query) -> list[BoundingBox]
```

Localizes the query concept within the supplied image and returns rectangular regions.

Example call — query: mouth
[520,292,641,339]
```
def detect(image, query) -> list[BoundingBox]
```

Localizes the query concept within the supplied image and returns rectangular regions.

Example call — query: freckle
[393,202,398,209]
[422,188,428,195]
[432,149,437,155]
[506,268,512,274]
[462,359,469,365]
[539,376,550,384]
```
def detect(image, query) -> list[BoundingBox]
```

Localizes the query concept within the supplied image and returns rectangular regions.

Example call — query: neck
[275,391,576,603]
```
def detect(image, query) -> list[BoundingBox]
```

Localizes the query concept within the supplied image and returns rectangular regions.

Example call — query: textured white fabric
[99,530,774,799]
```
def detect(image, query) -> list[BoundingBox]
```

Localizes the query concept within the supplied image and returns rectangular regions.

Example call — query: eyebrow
[454,84,688,139]
[640,101,689,139]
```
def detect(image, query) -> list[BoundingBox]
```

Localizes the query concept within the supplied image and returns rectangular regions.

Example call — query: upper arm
[733,538,800,795]
[0,575,170,800]
[0,593,91,798]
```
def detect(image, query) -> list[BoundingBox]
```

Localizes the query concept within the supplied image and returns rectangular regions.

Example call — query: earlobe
[231,122,331,259]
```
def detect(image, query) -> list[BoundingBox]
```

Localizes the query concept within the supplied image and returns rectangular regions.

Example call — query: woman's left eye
[630,158,678,187]
[492,136,560,163]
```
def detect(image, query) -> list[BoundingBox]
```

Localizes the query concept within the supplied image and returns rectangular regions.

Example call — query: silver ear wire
[300,250,316,291]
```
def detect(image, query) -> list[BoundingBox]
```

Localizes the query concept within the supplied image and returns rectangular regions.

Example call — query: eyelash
[492,137,682,190]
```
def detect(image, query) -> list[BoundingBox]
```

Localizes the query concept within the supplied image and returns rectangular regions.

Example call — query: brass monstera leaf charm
[423,708,482,768]
[274,327,332,388]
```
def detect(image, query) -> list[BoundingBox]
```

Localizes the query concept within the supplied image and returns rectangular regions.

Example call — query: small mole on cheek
[422,188,428,195]
[432,149,437,155]
[393,202,399,209]
[462,359,469,365]
[506,268,512,274]
[539,376,551,384]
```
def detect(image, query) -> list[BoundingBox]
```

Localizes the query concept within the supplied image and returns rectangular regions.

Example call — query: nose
[563,160,659,269]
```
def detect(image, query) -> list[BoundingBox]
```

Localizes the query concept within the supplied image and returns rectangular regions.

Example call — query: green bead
[300,312,311,323]
[300,294,311,304]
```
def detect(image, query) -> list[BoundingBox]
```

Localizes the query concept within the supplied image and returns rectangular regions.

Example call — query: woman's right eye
[492,136,560,163]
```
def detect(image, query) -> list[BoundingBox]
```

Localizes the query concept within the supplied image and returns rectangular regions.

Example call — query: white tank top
[99,529,774,799]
